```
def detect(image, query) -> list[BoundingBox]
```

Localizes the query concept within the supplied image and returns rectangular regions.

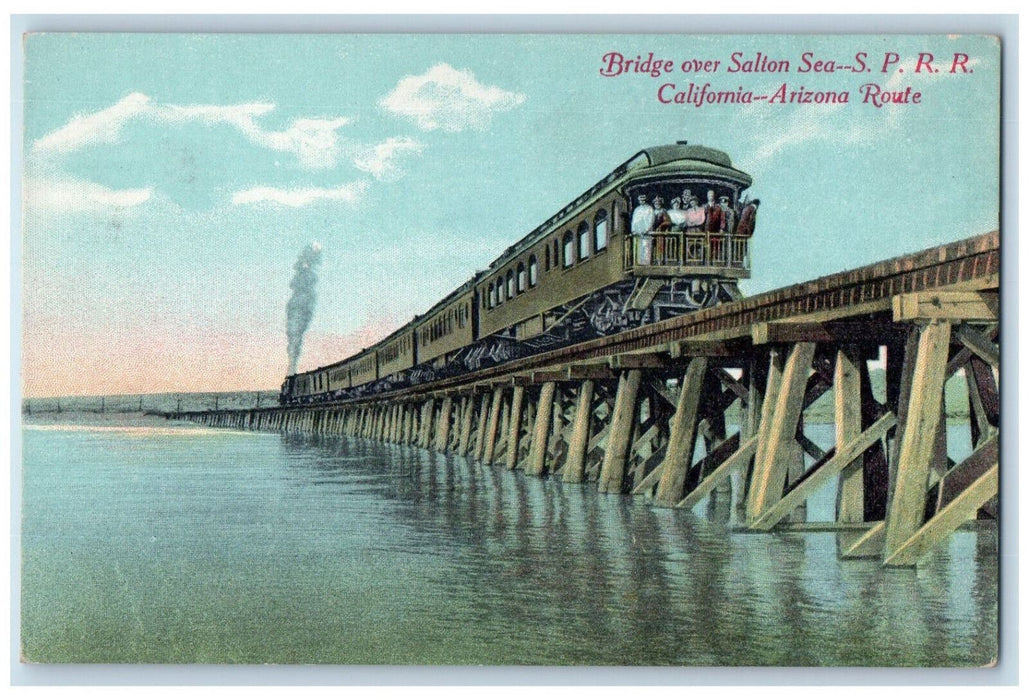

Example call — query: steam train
[280,141,755,405]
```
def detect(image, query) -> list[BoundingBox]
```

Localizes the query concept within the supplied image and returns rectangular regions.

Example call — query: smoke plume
[286,241,323,375]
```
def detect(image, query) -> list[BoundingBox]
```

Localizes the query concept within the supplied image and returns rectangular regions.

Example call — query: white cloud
[379,63,525,132]
[32,92,352,170]
[23,176,153,216]
[231,181,368,208]
[352,136,425,180]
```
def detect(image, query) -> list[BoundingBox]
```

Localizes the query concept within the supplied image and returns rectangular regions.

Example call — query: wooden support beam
[796,432,827,462]
[418,399,435,448]
[609,353,673,369]
[631,446,671,495]
[598,370,642,493]
[472,394,490,458]
[566,364,615,380]
[647,378,678,409]
[528,382,557,476]
[457,396,474,455]
[752,321,892,346]
[678,435,758,510]
[654,357,708,506]
[495,398,511,460]
[835,347,865,523]
[892,291,998,322]
[883,320,952,564]
[750,412,897,531]
[884,437,998,566]
[563,380,595,483]
[667,340,735,358]
[506,385,526,471]
[966,356,999,447]
[482,388,504,463]
[531,369,568,384]
[933,434,999,515]
[434,397,453,451]
[716,368,749,405]
[747,343,816,520]
[953,324,1000,368]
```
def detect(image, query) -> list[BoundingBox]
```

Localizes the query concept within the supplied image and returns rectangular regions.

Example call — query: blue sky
[21,33,1000,396]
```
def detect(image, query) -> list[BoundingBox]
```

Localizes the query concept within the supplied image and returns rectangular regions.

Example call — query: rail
[623,233,750,270]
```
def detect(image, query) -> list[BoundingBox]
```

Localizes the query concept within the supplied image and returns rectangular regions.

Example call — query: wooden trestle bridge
[174,231,1001,567]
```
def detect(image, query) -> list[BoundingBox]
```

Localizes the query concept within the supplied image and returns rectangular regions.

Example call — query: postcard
[19,30,1001,668]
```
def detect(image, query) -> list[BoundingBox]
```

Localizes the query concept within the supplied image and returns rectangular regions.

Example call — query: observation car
[280,141,755,405]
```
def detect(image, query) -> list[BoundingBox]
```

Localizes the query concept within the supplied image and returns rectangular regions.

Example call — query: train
[280,141,756,405]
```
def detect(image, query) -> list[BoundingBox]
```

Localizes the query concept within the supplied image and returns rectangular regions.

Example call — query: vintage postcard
[19,30,1002,668]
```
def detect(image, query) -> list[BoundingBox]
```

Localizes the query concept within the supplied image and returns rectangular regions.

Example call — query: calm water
[21,417,997,665]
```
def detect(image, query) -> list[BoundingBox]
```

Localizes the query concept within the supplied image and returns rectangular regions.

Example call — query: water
[20,417,998,665]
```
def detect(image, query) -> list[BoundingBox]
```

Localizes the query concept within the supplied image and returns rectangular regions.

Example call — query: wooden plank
[883,320,952,563]
[482,388,504,463]
[528,382,557,476]
[747,342,816,520]
[598,370,642,493]
[953,324,1000,368]
[751,412,896,530]
[892,291,998,322]
[884,464,998,567]
[654,357,708,506]
[506,385,526,471]
[678,435,758,510]
[563,380,596,483]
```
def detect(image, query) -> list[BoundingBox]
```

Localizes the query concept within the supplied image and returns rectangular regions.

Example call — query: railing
[623,233,750,270]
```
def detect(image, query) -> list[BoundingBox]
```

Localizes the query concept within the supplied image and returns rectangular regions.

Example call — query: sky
[20,33,1000,398]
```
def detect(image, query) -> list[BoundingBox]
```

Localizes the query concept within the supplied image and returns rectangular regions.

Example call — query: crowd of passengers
[630,188,760,237]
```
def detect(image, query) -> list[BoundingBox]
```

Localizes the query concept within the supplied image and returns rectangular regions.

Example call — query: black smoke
[286,241,323,375]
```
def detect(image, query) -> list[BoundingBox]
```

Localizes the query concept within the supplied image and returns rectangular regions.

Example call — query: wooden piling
[598,369,641,494]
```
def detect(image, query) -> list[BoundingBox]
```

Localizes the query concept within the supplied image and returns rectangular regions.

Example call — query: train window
[595,210,608,251]
[528,255,538,287]
[507,270,516,299]
[488,282,496,308]
[517,263,526,293]
[562,231,575,267]
[578,221,590,260]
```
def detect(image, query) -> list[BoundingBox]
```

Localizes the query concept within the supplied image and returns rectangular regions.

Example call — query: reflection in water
[282,432,997,666]
[22,426,997,665]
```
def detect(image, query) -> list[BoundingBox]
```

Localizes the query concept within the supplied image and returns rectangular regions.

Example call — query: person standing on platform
[736,199,760,237]
[631,194,655,264]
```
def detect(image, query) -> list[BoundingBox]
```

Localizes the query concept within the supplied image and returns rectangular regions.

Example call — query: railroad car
[280,141,755,405]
